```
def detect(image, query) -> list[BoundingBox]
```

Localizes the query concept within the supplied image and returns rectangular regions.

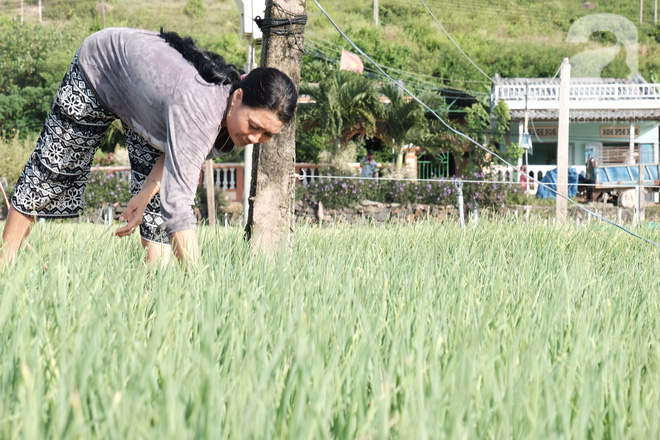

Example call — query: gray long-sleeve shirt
[77,28,233,236]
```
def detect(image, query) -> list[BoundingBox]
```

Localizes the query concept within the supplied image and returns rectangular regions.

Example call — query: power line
[311,0,660,247]
[384,0,608,23]
[306,37,490,96]
[299,173,660,190]
[309,32,490,82]
[418,0,494,83]
[307,32,493,87]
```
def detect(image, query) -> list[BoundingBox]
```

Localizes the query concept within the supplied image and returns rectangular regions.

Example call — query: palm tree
[378,84,427,170]
[299,70,381,151]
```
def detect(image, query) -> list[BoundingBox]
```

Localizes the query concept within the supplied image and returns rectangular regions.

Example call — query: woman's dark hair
[234,67,298,124]
[160,29,242,85]
[159,29,298,124]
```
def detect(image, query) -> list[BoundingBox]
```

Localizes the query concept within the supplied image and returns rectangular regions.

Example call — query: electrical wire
[384,0,620,23]
[297,173,660,189]
[311,0,660,247]
[305,37,490,95]
[307,33,492,85]
[304,46,488,100]
[418,0,495,83]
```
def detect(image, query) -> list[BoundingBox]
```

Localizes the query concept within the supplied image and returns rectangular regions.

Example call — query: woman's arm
[115,154,166,237]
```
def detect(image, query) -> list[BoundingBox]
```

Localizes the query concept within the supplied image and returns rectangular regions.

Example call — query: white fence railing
[495,83,660,102]
[493,165,586,195]
[91,163,329,200]
[493,83,660,110]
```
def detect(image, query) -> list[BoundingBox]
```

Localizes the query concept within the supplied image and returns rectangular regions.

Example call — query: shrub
[183,0,206,19]
[92,150,116,167]
[300,172,522,210]
[195,186,228,221]
[85,171,132,209]
[0,133,36,185]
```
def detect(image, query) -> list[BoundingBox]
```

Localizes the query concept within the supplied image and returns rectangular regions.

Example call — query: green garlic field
[1,220,659,438]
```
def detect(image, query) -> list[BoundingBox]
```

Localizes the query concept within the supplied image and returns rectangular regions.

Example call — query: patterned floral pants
[11,53,169,244]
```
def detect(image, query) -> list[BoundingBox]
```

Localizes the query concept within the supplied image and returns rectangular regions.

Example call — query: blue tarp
[535,167,582,199]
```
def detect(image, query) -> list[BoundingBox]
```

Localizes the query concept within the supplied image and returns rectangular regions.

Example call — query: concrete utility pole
[632,121,645,225]
[245,0,306,254]
[556,58,570,223]
[242,41,257,227]
[233,0,264,226]
[204,160,216,226]
[374,0,379,26]
[524,80,529,195]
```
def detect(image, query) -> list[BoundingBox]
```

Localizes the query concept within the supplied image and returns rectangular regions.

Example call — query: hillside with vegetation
[1,0,659,168]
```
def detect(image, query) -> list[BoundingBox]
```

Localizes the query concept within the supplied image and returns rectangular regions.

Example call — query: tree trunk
[396,147,405,170]
[245,0,306,255]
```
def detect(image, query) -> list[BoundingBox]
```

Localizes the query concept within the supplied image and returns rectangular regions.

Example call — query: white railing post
[221,169,229,191]
[304,168,311,187]
[456,179,465,228]
[229,167,236,189]
[214,168,221,189]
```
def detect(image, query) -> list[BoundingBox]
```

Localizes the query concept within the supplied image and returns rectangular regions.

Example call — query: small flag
[339,49,364,74]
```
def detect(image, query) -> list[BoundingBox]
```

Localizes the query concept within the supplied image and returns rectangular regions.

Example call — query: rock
[390,203,401,208]
[360,200,382,207]
[372,209,389,223]
[414,209,423,218]
[581,1,595,9]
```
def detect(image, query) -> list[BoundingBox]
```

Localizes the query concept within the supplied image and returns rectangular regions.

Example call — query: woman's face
[225,89,284,147]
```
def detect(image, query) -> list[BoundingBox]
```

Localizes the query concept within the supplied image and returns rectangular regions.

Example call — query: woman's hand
[115,155,165,239]
[115,193,149,237]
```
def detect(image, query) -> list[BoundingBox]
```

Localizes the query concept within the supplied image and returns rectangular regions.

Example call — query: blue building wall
[510,120,659,166]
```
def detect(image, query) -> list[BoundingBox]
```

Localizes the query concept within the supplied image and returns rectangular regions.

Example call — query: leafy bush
[0,133,36,185]
[0,18,82,136]
[183,0,206,19]
[84,171,132,208]
[300,172,522,210]
[92,150,120,167]
[295,126,331,163]
[195,186,227,221]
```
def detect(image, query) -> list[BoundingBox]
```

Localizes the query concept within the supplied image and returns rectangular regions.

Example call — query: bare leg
[1,206,35,267]
[141,237,171,267]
